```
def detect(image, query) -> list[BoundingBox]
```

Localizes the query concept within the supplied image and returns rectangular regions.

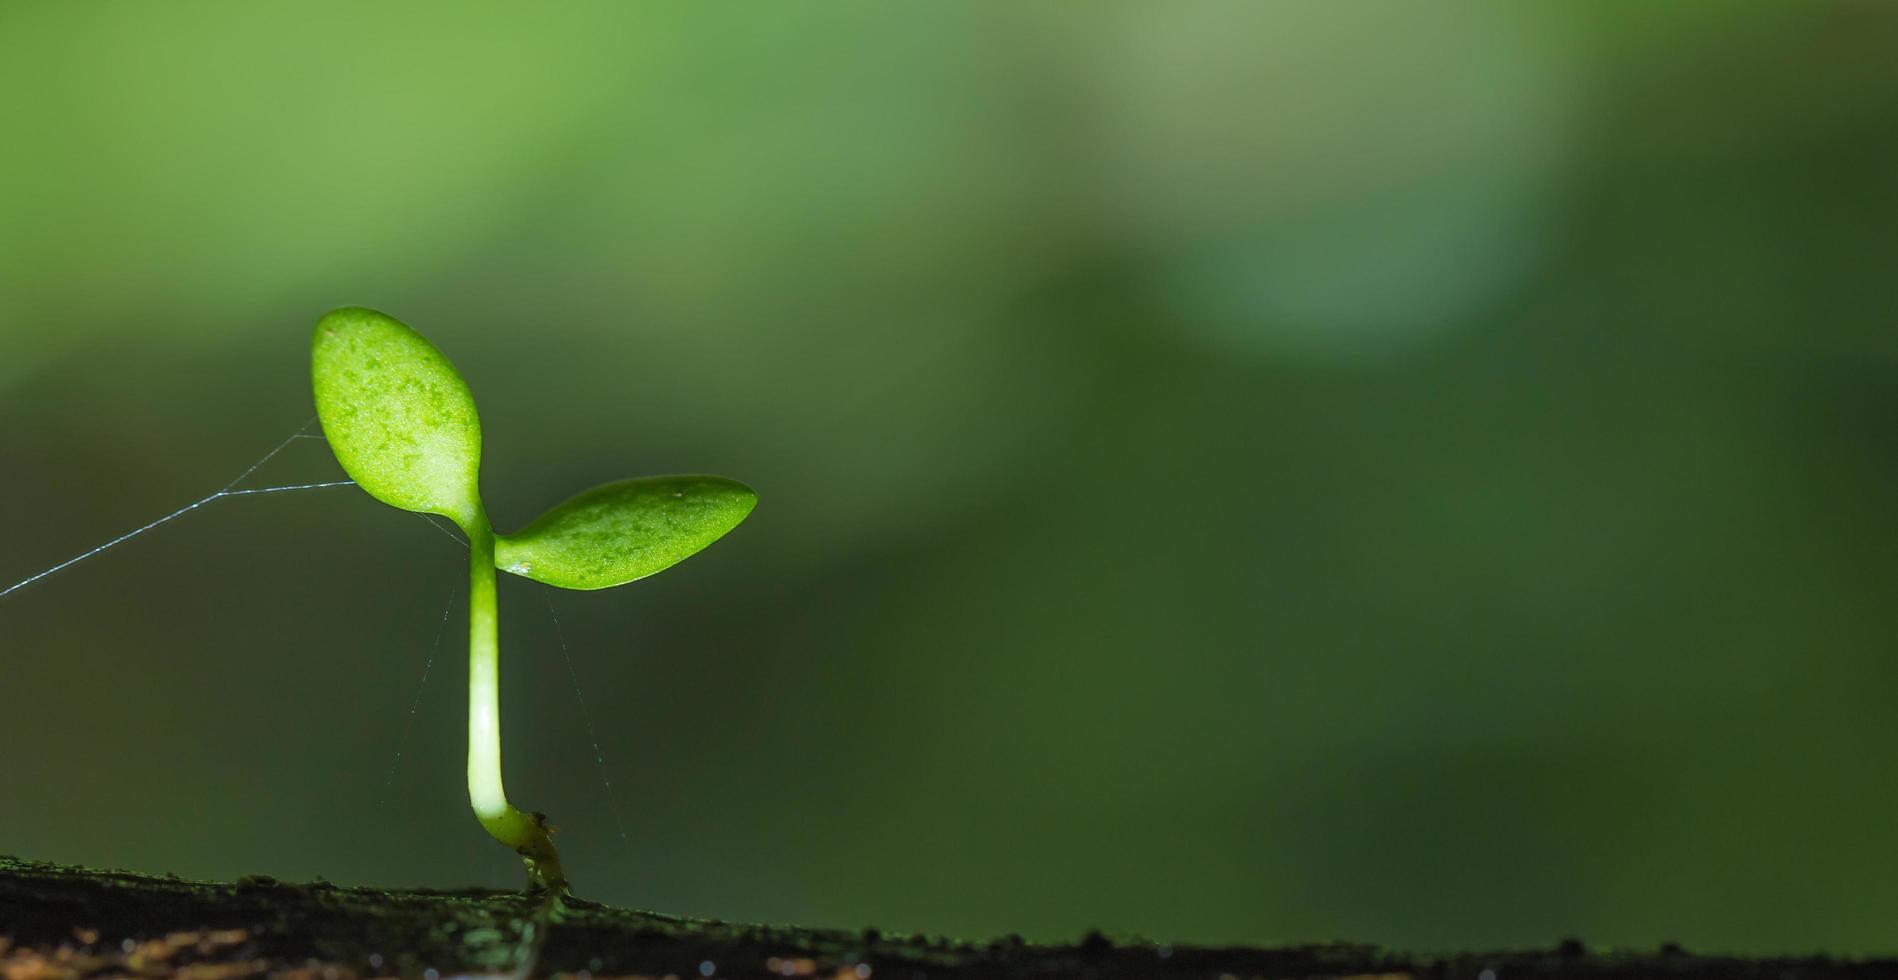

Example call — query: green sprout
[310,307,755,894]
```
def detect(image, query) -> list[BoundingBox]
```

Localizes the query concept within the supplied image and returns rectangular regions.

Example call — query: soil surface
[0,856,1888,980]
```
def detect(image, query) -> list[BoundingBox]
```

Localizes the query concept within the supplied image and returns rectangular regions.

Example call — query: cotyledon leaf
[311,307,486,530]
[496,475,757,590]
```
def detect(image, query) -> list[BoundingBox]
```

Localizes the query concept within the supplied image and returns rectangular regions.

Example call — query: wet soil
[0,856,1888,980]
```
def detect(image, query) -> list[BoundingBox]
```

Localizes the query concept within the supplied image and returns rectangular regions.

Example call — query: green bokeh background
[6,1,1898,954]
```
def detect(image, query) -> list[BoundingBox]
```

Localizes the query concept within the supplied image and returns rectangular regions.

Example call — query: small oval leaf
[496,476,756,590]
[311,307,485,529]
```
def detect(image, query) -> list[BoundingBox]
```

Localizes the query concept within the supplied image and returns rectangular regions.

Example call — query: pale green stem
[466,510,568,892]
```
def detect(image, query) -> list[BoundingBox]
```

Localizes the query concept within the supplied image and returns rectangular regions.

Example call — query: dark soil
[0,856,1888,980]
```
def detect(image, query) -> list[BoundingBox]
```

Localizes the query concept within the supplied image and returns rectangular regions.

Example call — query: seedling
[311,307,755,894]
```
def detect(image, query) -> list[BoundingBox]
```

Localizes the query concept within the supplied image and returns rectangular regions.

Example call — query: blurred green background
[6,0,1898,955]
